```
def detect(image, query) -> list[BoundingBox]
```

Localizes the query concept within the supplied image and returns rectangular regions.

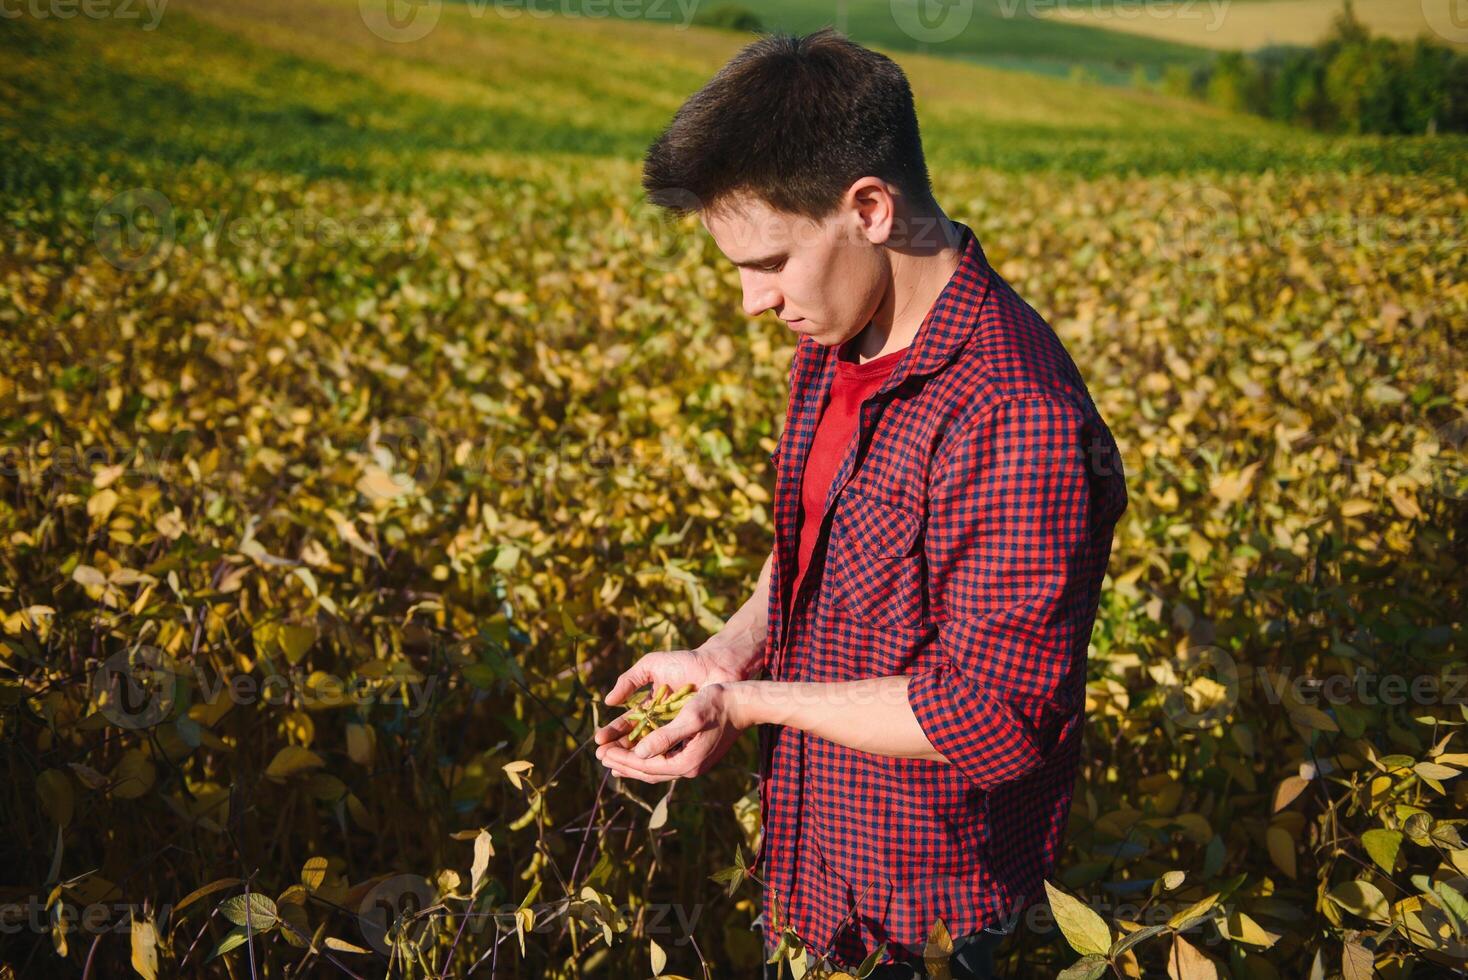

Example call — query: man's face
[700,192,887,348]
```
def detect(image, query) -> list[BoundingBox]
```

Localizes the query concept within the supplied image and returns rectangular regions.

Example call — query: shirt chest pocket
[825,489,925,629]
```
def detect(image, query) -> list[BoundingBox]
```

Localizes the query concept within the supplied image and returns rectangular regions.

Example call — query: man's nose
[741,282,780,319]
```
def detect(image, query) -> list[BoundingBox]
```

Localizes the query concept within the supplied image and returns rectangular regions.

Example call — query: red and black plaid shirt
[752,219,1129,968]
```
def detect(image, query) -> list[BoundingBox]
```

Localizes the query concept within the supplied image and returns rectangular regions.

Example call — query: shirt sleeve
[906,394,1102,793]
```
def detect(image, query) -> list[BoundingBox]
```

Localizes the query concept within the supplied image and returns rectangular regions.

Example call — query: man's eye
[762,262,784,273]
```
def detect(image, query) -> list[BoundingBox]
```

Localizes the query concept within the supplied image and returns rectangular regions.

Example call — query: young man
[593,28,1129,978]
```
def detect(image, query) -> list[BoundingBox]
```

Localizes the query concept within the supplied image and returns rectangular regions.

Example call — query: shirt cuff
[906,660,1048,792]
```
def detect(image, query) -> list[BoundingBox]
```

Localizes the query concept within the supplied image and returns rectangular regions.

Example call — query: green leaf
[856,944,886,978]
[1111,923,1167,957]
[206,926,251,962]
[218,893,278,931]
[1057,954,1109,980]
[1361,829,1402,874]
[1434,881,1468,929]
[276,623,317,665]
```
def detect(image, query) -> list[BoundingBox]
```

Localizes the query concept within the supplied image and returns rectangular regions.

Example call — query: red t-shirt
[788,337,908,606]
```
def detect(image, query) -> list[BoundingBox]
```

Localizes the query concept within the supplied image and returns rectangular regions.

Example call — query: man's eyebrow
[730,251,786,269]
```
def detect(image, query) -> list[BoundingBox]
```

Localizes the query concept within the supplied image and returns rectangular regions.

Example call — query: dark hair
[641,28,934,220]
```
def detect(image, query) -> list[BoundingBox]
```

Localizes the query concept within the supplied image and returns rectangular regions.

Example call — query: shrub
[691,3,764,34]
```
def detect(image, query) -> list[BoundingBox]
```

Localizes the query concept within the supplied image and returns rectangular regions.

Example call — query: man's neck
[847,210,963,364]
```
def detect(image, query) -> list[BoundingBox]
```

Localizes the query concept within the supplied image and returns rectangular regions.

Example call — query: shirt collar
[793,218,994,400]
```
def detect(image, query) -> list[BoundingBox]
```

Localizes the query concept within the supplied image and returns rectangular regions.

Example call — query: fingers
[628,712,690,761]
[598,740,690,779]
[621,714,704,775]
[605,762,678,784]
[603,659,654,707]
[593,713,635,746]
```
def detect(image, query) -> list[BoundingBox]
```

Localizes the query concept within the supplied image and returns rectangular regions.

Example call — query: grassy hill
[1036,0,1468,54]
[569,0,1223,84]
[2,0,1462,195]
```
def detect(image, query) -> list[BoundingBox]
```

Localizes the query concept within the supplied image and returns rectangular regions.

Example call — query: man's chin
[800,324,840,345]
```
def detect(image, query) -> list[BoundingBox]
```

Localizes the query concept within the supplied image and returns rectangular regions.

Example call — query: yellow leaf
[1166,934,1217,980]
[356,465,413,502]
[327,510,381,563]
[1288,704,1339,732]
[1271,776,1309,812]
[503,760,533,790]
[1266,825,1296,879]
[1209,462,1261,505]
[72,565,107,589]
[276,624,317,666]
[1413,762,1461,781]
[471,829,494,894]
[154,508,186,539]
[1167,892,1220,930]
[87,488,120,522]
[130,916,158,980]
[94,462,126,489]
[650,789,671,831]
[174,878,242,915]
[1341,940,1374,980]
[346,723,375,766]
[1043,880,1112,956]
[1329,880,1390,924]
[301,858,328,890]
[1219,911,1280,948]
[265,746,325,781]
[515,907,534,956]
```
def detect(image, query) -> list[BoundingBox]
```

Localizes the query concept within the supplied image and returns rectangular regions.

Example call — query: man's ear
[844,177,896,247]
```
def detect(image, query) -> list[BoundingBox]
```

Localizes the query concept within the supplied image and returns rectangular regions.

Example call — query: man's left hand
[594,682,749,783]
